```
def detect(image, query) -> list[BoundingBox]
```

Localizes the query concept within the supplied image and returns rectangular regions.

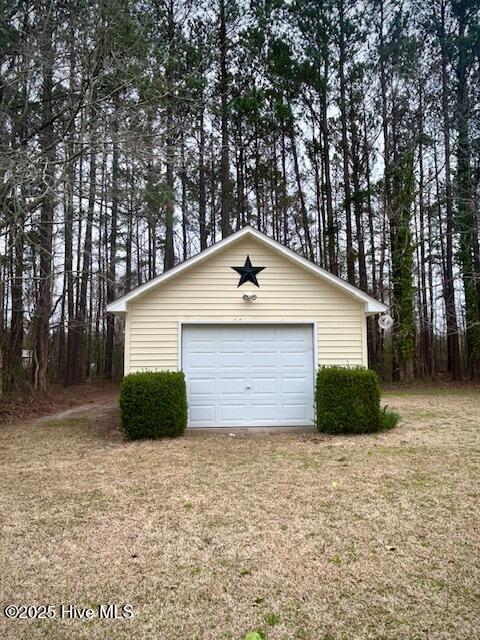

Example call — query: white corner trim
[177,320,182,372]
[312,320,318,373]
[107,226,387,315]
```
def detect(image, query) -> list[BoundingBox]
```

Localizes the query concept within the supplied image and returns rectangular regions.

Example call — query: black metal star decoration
[231,255,266,288]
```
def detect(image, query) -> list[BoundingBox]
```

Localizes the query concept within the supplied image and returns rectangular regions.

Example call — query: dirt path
[0,382,119,427]
[33,393,119,424]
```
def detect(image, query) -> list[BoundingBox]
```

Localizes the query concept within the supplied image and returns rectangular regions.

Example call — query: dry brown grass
[1,390,479,639]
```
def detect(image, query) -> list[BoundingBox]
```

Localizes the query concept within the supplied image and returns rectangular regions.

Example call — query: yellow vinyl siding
[126,236,367,372]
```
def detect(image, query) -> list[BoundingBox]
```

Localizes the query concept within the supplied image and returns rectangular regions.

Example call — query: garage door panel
[250,351,278,369]
[189,378,215,395]
[279,351,310,368]
[219,351,247,368]
[219,327,246,342]
[249,403,278,422]
[224,336,246,344]
[220,404,247,422]
[189,405,215,424]
[250,377,277,394]
[183,324,314,427]
[279,327,309,341]
[282,404,309,421]
[188,338,218,347]
[188,351,215,368]
[219,377,247,394]
[280,376,310,395]
[249,336,277,345]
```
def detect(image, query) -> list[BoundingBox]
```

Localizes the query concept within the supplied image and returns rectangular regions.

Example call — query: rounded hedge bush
[120,371,188,439]
[315,366,381,434]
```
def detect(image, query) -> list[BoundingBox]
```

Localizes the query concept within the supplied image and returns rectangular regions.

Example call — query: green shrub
[315,366,381,434]
[120,371,187,440]
[379,406,401,431]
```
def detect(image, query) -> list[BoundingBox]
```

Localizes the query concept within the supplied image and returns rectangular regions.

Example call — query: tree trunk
[198,107,207,250]
[219,0,231,238]
[454,3,480,378]
[74,144,97,382]
[235,117,246,229]
[32,11,55,391]
[390,139,415,383]
[319,64,336,274]
[417,83,432,377]
[338,0,354,283]
[180,132,188,261]
[349,91,367,291]
[164,0,176,271]
[64,40,76,385]
[9,206,24,390]
[289,122,314,261]
[105,110,119,379]
[439,0,461,379]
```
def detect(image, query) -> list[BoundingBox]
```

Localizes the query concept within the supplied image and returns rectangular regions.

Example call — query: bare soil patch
[0,390,479,639]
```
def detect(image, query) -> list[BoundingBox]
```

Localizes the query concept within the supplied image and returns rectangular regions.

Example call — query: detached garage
[107,226,386,428]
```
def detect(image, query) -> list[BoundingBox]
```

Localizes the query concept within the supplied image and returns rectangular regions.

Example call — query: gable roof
[106,226,387,315]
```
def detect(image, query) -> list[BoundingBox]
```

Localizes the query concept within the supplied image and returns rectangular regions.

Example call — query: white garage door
[182,324,315,428]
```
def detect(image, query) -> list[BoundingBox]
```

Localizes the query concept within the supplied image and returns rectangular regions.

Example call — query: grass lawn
[1,390,479,639]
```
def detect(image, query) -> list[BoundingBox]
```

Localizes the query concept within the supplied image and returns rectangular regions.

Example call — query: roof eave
[365,301,388,315]
[106,303,127,314]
